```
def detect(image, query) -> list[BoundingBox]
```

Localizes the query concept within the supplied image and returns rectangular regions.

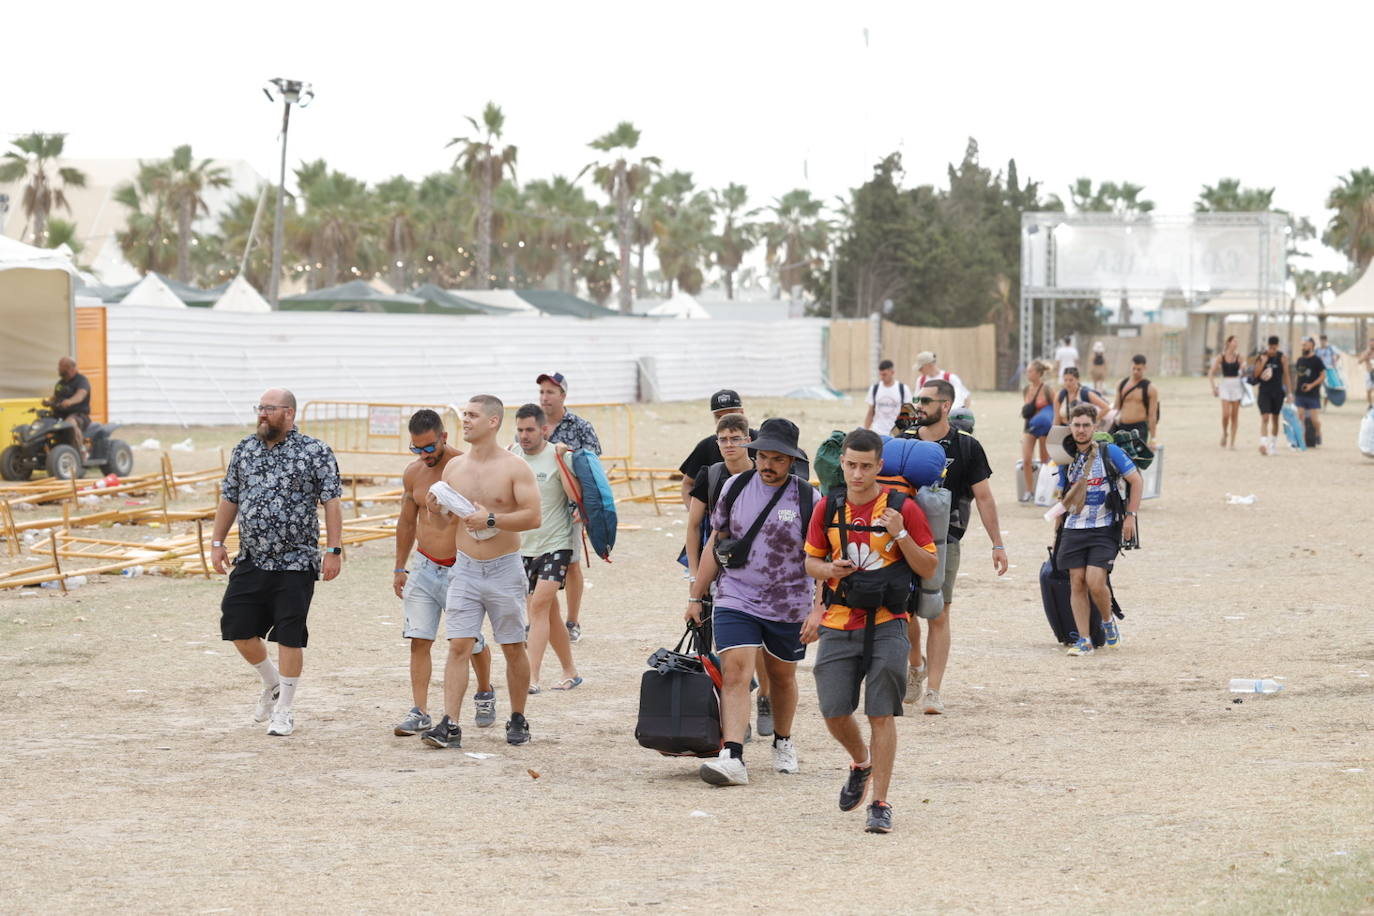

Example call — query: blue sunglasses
[409,443,440,454]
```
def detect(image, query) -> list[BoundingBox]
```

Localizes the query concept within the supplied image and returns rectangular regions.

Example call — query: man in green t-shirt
[514,404,583,693]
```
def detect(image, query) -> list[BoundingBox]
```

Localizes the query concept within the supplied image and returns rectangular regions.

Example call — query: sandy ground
[1,379,1371,914]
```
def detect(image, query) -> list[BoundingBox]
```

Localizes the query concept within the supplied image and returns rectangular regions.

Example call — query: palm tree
[375,175,419,291]
[0,132,87,245]
[583,122,659,311]
[1194,178,1274,212]
[526,175,598,291]
[143,145,232,283]
[1323,167,1374,272]
[288,159,376,289]
[710,183,760,299]
[113,163,179,276]
[447,102,517,289]
[647,171,713,295]
[764,189,829,299]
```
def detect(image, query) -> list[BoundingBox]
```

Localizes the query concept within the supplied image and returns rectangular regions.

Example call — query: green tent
[516,289,623,318]
[281,280,428,312]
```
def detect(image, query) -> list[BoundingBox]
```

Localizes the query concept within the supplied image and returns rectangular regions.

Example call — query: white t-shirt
[866,379,907,432]
[916,370,969,410]
[1055,345,1080,375]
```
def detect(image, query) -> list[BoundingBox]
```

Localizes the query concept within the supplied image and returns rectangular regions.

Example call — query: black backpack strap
[717,468,756,528]
[796,478,815,539]
[706,462,729,513]
[721,473,787,565]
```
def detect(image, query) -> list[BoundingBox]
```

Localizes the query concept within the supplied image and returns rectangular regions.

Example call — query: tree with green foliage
[0,132,87,246]
[288,159,377,289]
[526,175,600,292]
[709,184,759,299]
[646,171,714,295]
[140,145,232,283]
[584,122,658,310]
[113,162,179,276]
[1323,167,1374,272]
[448,102,517,290]
[1194,178,1274,212]
[765,189,829,298]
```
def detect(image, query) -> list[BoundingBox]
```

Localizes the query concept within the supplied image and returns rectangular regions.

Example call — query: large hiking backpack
[814,430,846,494]
[913,485,952,619]
[557,448,617,561]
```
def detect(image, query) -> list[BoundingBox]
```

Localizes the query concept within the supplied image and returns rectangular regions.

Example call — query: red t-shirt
[805,490,935,630]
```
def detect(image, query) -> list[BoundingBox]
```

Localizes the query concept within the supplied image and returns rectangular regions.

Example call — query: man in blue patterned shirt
[1054,404,1142,657]
[536,371,600,642]
[211,388,343,737]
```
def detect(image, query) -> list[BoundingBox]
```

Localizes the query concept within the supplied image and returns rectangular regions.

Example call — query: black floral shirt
[548,410,601,455]
[222,429,342,571]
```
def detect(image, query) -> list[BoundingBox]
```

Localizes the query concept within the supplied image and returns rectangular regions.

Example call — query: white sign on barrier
[368,406,401,437]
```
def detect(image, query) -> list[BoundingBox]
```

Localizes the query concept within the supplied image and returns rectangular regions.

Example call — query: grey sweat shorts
[444,551,527,645]
[940,538,962,607]
[813,619,911,719]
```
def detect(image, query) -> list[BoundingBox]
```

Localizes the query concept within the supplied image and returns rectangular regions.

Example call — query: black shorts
[219,560,316,648]
[523,550,573,594]
[1256,388,1285,416]
[1056,526,1118,572]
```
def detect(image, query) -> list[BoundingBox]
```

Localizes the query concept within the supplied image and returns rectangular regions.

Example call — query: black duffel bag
[635,624,723,758]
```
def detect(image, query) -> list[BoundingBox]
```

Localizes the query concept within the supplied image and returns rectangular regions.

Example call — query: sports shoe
[772,737,799,774]
[266,708,294,737]
[839,761,873,811]
[1066,636,1095,657]
[699,749,749,786]
[393,706,432,736]
[566,621,581,643]
[254,683,281,723]
[756,695,774,737]
[922,688,945,716]
[1102,619,1121,648]
[904,659,926,705]
[505,712,531,746]
[865,801,894,834]
[421,715,462,749]
[474,691,497,728]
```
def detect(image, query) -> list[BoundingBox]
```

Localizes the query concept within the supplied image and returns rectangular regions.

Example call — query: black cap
[710,389,743,412]
[745,417,807,461]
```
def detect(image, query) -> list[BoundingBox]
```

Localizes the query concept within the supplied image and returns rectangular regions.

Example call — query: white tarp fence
[104,307,827,425]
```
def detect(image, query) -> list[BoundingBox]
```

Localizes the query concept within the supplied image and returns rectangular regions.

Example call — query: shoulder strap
[886,490,907,513]
[719,469,756,519]
[706,462,729,512]
[870,383,878,400]
[898,382,907,403]
[797,478,815,538]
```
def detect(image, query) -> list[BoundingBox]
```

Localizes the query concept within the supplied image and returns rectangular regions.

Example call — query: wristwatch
[211,540,224,548]
[324,547,342,555]
[486,512,497,529]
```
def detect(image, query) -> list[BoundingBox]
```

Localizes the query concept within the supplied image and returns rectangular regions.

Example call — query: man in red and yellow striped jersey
[802,428,936,834]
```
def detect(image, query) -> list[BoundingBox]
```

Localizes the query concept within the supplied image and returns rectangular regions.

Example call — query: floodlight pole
[268,100,292,309]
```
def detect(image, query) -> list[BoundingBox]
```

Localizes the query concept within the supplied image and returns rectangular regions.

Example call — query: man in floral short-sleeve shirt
[212,388,343,737]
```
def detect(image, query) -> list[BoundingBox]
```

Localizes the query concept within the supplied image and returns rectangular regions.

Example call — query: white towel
[428,481,498,539]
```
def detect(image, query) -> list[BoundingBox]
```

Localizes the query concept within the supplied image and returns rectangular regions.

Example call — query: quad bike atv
[1,408,135,481]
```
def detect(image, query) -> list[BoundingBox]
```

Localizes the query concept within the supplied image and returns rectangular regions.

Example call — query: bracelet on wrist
[687,598,704,604]
[992,545,1005,551]
[394,567,408,573]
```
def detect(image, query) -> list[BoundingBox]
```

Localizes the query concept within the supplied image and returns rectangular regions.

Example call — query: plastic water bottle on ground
[1229,678,1283,694]
[121,566,144,577]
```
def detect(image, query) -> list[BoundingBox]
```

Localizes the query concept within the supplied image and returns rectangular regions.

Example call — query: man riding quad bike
[0,357,134,481]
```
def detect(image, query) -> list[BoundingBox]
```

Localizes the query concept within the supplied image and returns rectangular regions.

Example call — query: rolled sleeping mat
[880,436,948,490]
[914,485,952,620]
[1325,367,1347,407]
[1028,403,1054,438]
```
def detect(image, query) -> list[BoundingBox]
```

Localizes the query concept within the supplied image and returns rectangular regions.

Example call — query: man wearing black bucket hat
[686,418,819,787]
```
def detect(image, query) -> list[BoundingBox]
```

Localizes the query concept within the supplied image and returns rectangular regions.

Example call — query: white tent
[1192,295,1320,316]
[212,275,272,313]
[446,289,539,315]
[647,291,711,320]
[1321,266,1374,317]
[0,237,76,398]
[121,273,186,309]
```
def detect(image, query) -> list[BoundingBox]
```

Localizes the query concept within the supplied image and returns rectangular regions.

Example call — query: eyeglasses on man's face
[716,436,748,446]
[254,404,291,415]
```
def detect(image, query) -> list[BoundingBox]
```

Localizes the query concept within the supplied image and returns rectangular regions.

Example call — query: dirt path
[2,379,1370,913]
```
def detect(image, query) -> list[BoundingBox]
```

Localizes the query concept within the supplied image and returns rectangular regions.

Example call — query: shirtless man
[391,409,495,738]
[1113,354,1159,446]
[421,395,542,749]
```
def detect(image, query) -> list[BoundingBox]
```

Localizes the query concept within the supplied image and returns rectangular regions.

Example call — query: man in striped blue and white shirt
[1055,404,1143,656]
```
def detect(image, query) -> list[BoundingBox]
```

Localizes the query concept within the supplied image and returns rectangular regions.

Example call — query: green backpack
[814,430,847,494]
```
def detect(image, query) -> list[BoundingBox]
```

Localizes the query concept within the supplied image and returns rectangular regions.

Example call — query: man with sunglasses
[212,389,342,737]
[902,379,1006,714]
[391,409,496,738]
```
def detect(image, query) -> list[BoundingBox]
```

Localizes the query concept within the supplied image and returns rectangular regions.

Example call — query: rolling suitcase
[635,626,723,758]
[1039,545,1125,647]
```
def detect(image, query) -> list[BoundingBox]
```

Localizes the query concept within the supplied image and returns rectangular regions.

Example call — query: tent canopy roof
[1322,266,1374,317]
[212,275,272,313]
[516,289,621,318]
[647,290,712,319]
[281,279,426,311]
[121,273,187,308]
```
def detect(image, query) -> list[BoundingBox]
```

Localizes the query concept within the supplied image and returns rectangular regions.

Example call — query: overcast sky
[7,0,1369,272]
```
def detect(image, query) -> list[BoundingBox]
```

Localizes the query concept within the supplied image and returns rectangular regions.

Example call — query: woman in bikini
[1207,335,1244,448]
[1020,359,1055,501]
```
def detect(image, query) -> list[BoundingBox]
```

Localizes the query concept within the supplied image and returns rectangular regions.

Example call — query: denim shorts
[402,554,485,651]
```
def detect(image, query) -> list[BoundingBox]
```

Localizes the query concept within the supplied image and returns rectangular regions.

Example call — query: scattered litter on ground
[137,439,161,450]
[689,810,712,818]
[1225,493,1256,505]
[464,752,494,760]
[171,438,195,452]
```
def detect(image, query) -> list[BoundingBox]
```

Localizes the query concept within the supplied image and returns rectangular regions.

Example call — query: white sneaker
[254,683,280,723]
[904,658,926,705]
[267,708,294,736]
[922,688,946,715]
[699,749,748,786]
[772,737,800,774]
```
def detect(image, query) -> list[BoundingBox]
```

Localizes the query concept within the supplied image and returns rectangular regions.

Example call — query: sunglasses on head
[409,443,440,454]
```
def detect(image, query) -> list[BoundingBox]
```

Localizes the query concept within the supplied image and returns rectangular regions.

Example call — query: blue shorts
[1294,393,1321,411]
[401,554,486,651]
[712,607,806,663]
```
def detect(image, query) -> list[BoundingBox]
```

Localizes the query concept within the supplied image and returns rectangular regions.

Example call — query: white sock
[276,676,298,711]
[253,658,279,688]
